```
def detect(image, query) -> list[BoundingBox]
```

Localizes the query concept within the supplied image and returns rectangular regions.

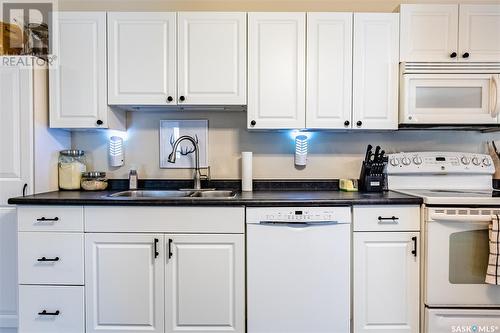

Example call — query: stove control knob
[472,157,480,166]
[390,158,400,166]
[461,156,471,165]
[401,157,411,166]
[483,157,492,167]
[413,156,423,165]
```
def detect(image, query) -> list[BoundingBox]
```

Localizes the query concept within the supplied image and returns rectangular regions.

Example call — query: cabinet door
[165,234,245,333]
[459,5,500,62]
[353,13,399,130]
[306,12,353,129]
[248,12,306,129]
[178,12,246,105]
[400,5,459,62]
[108,12,177,105]
[0,208,18,330]
[0,57,33,205]
[85,233,164,333]
[50,12,108,128]
[353,232,420,333]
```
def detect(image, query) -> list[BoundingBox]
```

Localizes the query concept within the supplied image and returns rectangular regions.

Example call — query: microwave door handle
[491,75,500,118]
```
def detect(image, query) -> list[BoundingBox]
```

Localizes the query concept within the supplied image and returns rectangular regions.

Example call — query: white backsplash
[71,111,500,179]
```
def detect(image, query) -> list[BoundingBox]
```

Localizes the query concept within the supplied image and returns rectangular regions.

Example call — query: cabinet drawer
[85,206,245,233]
[353,205,420,231]
[19,285,84,333]
[19,232,84,285]
[18,206,83,232]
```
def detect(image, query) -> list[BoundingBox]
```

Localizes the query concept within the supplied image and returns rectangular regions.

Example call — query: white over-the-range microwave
[400,63,500,125]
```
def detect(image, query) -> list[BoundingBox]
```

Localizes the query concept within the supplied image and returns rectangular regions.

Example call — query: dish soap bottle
[129,168,138,190]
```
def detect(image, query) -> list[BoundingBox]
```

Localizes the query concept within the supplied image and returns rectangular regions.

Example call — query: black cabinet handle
[378,216,399,221]
[154,238,159,259]
[36,217,59,222]
[411,236,417,257]
[168,239,173,259]
[462,52,470,58]
[37,257,60,262]
[450,52,457,58]
[356,121,362,127]
[23,183,28,197]
[250,120,256,126]
[179,96,185,102]
[378,216,399,224]
[167,96,173,102]
[38,310,60,316]
[96,119,103,126]
[344,120,350,127]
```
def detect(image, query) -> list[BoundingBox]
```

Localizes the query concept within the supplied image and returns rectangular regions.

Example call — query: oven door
[400,73,500,124]
[425,208,500,307]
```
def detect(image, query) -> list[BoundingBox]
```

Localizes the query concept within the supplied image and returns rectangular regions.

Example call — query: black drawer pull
[37,257,60,262]
[412,236,417,257]
[378,216,399,224]
[38,310,60,316]
[36,217,59,222]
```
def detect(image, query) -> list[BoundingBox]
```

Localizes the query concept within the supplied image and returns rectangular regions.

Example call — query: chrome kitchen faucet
[168,135,202,190]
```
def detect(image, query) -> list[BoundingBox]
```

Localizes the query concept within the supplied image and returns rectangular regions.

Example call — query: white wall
[71,111,500,179]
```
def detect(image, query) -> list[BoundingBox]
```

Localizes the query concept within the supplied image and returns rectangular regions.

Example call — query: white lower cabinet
[353,232,420,333]
[18,285,84,333]
[85,233,245,333]
[85,233,165,333]
[165,234,245,333]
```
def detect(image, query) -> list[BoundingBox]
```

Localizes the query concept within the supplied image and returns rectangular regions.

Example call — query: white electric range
[387,152,500,333]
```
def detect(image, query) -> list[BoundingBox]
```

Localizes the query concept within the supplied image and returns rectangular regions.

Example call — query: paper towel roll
[242,152,253,192]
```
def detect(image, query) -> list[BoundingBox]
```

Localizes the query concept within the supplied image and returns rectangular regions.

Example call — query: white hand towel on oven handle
[486,215,500,285]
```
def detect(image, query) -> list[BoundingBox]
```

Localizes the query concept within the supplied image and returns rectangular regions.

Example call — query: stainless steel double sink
[107,190,237,199]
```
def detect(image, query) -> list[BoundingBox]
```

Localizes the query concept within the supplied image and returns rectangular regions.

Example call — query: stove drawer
[353,205,420,231]
[426,308,500,333]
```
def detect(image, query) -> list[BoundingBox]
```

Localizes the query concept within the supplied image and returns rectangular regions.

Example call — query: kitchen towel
[486,215,500,285]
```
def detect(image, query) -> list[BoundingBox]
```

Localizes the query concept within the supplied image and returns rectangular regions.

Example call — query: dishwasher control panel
[246,207,351,224]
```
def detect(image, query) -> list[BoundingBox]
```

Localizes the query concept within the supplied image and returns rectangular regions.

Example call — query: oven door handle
[429,214,494,223]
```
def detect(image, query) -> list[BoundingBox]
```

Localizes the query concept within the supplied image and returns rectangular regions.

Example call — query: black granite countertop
[8,189,422,207]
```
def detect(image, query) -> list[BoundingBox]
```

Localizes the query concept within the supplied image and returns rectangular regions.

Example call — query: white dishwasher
[247,207,351,333]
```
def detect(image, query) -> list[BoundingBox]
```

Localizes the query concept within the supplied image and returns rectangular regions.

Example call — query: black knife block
[359,161,386,192]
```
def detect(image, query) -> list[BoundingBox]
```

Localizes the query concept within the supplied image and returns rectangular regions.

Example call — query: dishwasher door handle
[258,221,339,226]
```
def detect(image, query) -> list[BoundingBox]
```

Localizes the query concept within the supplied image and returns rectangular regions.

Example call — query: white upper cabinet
[108,12,177,105]
[306,12,353,129]
[165,234,245,333]
[352,13,399,130]
[459,5,500,62]
[401,4,500,63]
[85,233,165,333]
[178,12,246,105]
[50,12,112,128]
[400,5,458,62]
[0,58,33,204]
[248,12,306,129]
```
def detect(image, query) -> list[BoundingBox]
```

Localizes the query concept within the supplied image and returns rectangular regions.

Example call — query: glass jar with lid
[58,150,87,190]
[81,172,108,191]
